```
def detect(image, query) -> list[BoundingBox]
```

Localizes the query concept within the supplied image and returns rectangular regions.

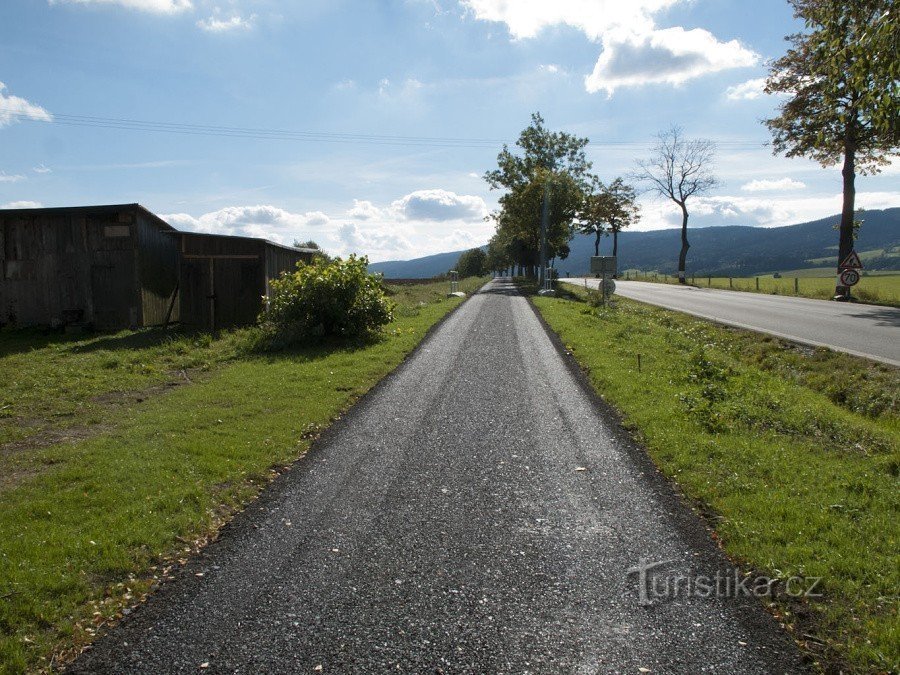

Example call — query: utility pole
[540,179,549,287]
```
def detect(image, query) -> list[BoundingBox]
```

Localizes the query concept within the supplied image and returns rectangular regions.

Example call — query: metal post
[540,180,549,287]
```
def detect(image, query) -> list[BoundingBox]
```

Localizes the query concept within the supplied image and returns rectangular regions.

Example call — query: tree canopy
[485,113,591,273]
[578,177,640,257]
[455,247,488,278]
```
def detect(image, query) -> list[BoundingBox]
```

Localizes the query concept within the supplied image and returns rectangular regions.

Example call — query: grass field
[0,276,487,673]
[527,283,899,673]
[620,270,900,306]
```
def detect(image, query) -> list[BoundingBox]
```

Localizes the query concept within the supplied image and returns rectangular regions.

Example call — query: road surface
[565,278,900,367]
[70,279,803,674]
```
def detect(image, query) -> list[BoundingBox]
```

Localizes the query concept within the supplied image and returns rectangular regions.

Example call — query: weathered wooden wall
[179,233,312,330]
[0,205,179,329]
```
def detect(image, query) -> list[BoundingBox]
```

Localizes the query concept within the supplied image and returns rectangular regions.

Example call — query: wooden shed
[176,232,315,330]
[0,204,179,329]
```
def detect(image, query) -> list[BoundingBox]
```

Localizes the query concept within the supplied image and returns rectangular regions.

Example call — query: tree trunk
[677,203,689,283]
[835,137,856,299]
[594,231,601,257]
[612,230,618,257]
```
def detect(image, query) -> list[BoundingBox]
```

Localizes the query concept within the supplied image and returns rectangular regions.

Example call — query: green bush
[260,255,394,347]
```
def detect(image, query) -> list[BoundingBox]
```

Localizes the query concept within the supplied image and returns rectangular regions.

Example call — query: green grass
[528,283,899,673]
[620,271,900,306]
[0,276,487,674]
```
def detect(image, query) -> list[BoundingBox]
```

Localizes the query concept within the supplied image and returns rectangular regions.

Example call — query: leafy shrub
[259,255,394,347]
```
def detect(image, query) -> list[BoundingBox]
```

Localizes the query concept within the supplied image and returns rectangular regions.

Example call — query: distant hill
[369,208,900,278]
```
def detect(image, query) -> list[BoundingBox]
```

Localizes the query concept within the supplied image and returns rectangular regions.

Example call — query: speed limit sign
[839,268,860,286]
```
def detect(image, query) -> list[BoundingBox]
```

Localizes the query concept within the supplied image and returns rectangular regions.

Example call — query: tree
[578,177,610,257]
[579,177,641,258]
[606,178,641,258]
[635,127,718,283]
[764,0,898,298]
[455,247,487,278]
[485,113,591,275]
[485,236,512,276]
[293,239,332,263]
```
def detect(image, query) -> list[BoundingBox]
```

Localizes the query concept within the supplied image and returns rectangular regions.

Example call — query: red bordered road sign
[839,268,861,286]
[839,251,863,269]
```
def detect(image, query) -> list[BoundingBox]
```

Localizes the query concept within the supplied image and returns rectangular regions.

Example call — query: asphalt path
[70,279,804,674]
[565,278,900,367]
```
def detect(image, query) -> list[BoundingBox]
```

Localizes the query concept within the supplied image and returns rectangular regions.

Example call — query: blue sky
[1,0,897,261]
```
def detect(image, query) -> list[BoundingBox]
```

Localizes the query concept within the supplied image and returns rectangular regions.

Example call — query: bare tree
[635,127,719,283]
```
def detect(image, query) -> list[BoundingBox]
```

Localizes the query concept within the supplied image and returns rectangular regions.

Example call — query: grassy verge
[0,276,488,673]
[526,282,898,673]
[618,271,900,306]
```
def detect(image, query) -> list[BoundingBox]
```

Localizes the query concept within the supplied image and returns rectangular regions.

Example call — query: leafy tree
[485,113,591,274]
[293,239,332,263]
[605,178,641,258]
[764,0,898,297]
[635,126,718,283]
[455,247,488,278]
[579,177,641,258]
[260,255,393,347]
[578,177,610,257]
[485,236,512,275]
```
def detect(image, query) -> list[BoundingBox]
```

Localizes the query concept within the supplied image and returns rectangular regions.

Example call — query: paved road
[565,278,900,367]
[70,279,803,674]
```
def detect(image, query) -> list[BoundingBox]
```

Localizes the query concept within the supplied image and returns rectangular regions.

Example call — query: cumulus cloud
[47,0,192,13]
[741,178,806,192]
[0,172,26,183]
[391,189,488,221]
[33,164,52,174]
[161,205,330,243]
[338,223,414,257]
[1,201,43,209]
[725,77,767,100]
[585,27,757,96]
[0,82,52,127]
[461,0,758,95]
[346,199,383,220]
[197,13,255,32]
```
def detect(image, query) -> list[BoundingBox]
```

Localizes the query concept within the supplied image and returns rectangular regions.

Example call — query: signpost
[835,250,863,299]
[590,256,617,303]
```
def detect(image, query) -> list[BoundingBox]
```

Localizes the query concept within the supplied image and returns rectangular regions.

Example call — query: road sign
[601,278,616,297]
[590,256,617,275]
[839,251,863,269]
[839,268,860,286]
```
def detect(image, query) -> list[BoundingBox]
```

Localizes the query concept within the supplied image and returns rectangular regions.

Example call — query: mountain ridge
[369,208,900,278]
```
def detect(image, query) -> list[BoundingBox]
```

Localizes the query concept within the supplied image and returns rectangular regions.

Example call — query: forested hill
[368,207,900,278]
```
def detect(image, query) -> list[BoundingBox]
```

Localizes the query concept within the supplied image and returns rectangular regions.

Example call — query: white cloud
[47,0,192,13]
[391,189,488,221]
[461,1,758,95]
[197,13,255,32]
[741,178,806,192]
[1,201,43,209]
[0,172,26,183]
[161,205,331,243]
[346,199,383,220]
[338,223,414,258]
[33,164,52,174]
[461,0,667,40]
[725,77,767,100]
[0,82,52,127]
[585,27,758,96]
